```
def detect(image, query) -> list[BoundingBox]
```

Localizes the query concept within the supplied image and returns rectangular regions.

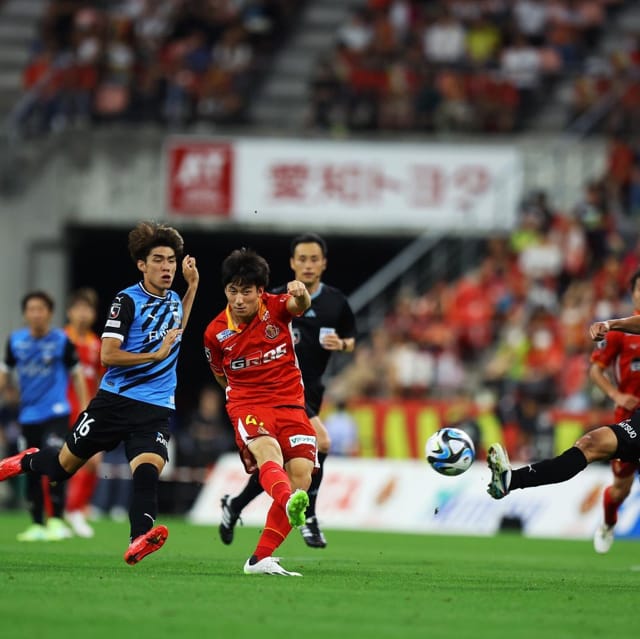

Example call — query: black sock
[510,447,588,491]
[48,479,66,518]
[25,447,72,482]
[129,463,159,540]
[231,472,263,514]
[26,473,45,525]
[306,451,327,519]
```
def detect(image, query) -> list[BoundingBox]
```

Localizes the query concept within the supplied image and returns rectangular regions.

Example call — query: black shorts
[608,413,640,463]
[21,416,69,450]
[66,390,172,463]
[303,380,325,419]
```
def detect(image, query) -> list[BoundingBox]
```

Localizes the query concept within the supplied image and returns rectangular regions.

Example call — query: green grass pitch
[0,512,637,639]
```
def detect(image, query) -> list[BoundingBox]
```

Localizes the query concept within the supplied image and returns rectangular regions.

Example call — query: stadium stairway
[250,0,363,130]
[0,0,46,126]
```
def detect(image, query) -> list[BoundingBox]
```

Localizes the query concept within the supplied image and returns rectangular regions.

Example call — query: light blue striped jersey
[99,282,183,409]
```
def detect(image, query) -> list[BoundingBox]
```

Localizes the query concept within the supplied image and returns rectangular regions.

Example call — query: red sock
[603,486,622,526]
[258,461,291,511]
[253,501,292,561]
[66,467,99,512]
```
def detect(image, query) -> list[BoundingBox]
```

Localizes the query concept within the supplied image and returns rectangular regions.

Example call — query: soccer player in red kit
[64,289,105,538]
[204,248,315,576]
[589,268,640,553]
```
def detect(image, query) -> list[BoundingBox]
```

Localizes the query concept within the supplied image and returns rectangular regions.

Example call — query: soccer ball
[425,427,475,476]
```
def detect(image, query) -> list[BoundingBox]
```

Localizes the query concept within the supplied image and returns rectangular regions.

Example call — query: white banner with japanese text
[189,454,640,540]
[166,138,522,231]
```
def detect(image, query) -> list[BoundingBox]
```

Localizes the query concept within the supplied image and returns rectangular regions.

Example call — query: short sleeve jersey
[2,327,79,424]
[65,325,103,421]
[591,323,640,420]
[204,292,305,410]
[99,282,183,409]
[272,282,356,384]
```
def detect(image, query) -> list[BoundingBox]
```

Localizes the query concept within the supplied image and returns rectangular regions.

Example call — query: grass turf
[0,512,637,639]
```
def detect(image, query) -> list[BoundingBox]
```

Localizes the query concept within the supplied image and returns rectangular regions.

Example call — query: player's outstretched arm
[181,254,199,329]
[590,315,640,341]
[285,280,311,315]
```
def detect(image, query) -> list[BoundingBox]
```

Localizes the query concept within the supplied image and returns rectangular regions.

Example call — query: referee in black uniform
[219,233,356,548]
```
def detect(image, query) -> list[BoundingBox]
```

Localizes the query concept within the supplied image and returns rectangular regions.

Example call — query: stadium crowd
[16,0,302,135]
[327,135,640,460]
[308,0,630,133]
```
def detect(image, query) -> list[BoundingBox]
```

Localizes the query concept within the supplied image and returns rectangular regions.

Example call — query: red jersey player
[204,248,316,576]
[64,289,104,537]
[589,268,640,553]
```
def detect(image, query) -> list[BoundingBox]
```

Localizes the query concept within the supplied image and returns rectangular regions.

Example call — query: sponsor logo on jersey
[265,324,280,339]
[109,303,121,319]
[105,319,121,328]
[289,434,316,447]
[230,343,287,370]
[216,329,235,342]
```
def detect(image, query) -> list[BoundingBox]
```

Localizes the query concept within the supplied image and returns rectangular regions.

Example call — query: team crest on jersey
[216,329,235,342]
[109,303,121,319]
[265,324,280,340]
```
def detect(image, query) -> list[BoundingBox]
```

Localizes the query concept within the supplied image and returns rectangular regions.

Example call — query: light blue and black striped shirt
[99,282,183,409]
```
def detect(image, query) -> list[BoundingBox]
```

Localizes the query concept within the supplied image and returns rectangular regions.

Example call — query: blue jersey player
[0,291,89,541]
[0,221,199,564]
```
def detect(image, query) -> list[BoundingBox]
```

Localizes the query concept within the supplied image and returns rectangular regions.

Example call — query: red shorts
[227,404,317,473]
[611,459,639,478]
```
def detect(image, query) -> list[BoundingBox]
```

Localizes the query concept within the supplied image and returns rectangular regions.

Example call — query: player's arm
[181,254,199,329]
[213,373,228,391]
[285,280,311,315]
[0,367,8,394]
[0,339,16,393]
[101,331,182,367]
[589,362,640,412]
[70,366,90,411]
[64,338,90,409]
[590,315,640,340]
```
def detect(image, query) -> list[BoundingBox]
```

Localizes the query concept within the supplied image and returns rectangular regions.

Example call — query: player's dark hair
[67,287,98,310]
[128,221,184,263]
[630,269,640,293]
[291,233,327,257]
[221,248,270,289]
[21,290,54,313]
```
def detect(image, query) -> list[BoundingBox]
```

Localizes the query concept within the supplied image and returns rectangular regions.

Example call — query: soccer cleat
[243,556,302,576]
[17,523,49,542]
[0,447,39,481]
[66,511,95,538]
[487,443,512,500]
[219,494,242,545]
[124,525,169,565]
[285,489,309,528]
[299,516,327,548]
[46,517,73,540]
[593,522,615,554]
